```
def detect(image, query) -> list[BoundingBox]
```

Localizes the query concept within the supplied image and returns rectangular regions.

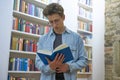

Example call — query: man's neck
[54,26,65,34]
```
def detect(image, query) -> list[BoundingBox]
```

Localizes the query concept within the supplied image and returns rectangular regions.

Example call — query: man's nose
[52,22,57,27]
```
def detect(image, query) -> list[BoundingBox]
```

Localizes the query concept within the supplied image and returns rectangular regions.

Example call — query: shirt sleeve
[67,35,88,73]
[35,37,55,74]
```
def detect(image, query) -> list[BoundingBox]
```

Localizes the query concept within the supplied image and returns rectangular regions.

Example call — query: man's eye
[54,19,59,23]
[49,21,53,24]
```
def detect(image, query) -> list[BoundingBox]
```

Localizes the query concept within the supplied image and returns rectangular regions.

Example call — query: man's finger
[54,53,59,61]
[45,57,51,64]
[59,54,64,62]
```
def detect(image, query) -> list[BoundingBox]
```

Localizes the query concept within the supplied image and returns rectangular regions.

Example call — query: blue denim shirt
[35,27,88,80]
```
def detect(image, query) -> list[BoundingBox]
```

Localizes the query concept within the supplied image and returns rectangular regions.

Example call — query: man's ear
[62,14,65,20]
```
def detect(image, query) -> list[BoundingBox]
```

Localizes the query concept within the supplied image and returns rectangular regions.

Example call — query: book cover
[37,44,74,65]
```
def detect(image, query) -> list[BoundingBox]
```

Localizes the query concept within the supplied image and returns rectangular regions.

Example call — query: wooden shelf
[77,15,92,23]
[8,71,40,78]
[84,44,92,47]
[13,10,48,25]
[77,29,92,35]
[77,72,92,78]
[12,30,40,39]
[25,0,47,9]
[10,50,36,59]
[8,71,40,74]
[78,2,92,11]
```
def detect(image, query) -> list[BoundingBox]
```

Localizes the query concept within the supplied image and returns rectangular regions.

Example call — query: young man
[35,3,88,80]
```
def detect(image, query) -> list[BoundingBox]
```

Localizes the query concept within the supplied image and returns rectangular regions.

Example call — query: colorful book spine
[9,58,39,71]
[12,17,50,35]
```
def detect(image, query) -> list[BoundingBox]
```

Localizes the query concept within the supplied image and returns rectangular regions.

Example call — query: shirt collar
[49,26,71,36]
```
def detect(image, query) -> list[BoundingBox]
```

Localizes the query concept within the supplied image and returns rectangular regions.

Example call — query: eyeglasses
[49,18,61,26]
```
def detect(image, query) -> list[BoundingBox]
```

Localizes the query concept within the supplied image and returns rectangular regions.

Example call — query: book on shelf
[10,36,37,52]
[9,57,38,71]
[8,75,36,80]
[37,44,74,65]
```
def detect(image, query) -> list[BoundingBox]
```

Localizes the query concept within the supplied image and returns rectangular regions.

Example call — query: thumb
[45,57,51,64]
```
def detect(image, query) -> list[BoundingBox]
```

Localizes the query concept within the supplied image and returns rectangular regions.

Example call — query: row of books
[78,20,92,32]
[85,47,92,59]
[13,0,45,19]
[8,75,36,80]
[80,63,92,72]
[78,7,92,20]
[9,57,39,71]
[12,17,50,35]
[10,36,37,52]
[78,0,92,6]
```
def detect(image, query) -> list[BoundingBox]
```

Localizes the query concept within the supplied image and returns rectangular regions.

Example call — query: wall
[59,0,78,32]
[105,0,120,80]
[0,0,13,80]
[92,0,105,80]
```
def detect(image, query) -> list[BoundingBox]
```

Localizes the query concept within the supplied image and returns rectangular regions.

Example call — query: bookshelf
[8,0,51,79]
[77,0,93,79]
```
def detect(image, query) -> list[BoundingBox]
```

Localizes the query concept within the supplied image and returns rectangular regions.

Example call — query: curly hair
[43,3,64,17]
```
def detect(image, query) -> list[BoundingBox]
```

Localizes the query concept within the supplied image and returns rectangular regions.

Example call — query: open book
[37,44,74,65]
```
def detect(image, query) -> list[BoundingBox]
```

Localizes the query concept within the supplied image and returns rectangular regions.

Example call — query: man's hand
[46,54,64,70]
[56,63,69,73]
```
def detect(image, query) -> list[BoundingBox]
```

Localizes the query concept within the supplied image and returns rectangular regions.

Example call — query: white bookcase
[77,0,93,80]
[7,0,50,79]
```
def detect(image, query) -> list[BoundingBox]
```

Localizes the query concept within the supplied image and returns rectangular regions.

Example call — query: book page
[53,43,68,52]
[37,50,52,55]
